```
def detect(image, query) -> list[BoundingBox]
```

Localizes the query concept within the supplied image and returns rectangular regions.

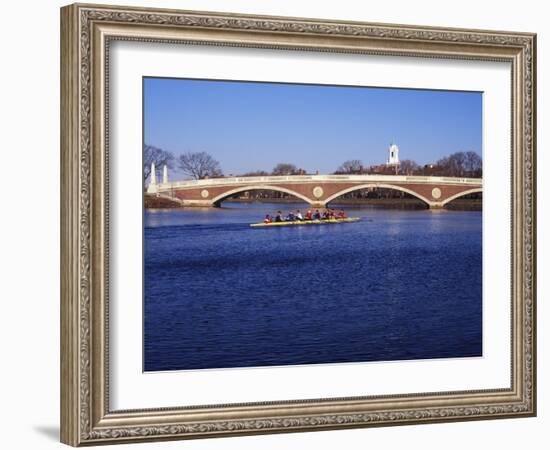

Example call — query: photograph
[143,77,484,372]
[57,2,537,446]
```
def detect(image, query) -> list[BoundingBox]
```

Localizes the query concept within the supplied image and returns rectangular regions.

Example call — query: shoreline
[227,198,482,210]
[144,194,482,211]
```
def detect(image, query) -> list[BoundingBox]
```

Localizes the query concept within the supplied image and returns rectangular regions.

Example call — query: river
[144,202,482,371]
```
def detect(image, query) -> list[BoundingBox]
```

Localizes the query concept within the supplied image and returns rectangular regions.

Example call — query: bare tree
[144,144,174,185]
[437,153,461,177]
[451,152,467,176]
[272,163,298,175]
[436,151,481,177]
[399,159,419,175]
[178,151,222,179]
[464,151,483,177]
[336,159,363,174]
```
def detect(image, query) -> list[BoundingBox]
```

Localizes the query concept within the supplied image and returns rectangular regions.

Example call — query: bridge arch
[210,185,314,206]
[324,184,432,207]
[441,188,483,206]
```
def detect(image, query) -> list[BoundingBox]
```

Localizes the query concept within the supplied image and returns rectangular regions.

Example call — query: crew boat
[250,217,361,228]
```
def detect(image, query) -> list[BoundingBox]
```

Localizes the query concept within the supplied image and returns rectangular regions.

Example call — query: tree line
[144,145,221,185]
[334,151,482,178]
[144,145,482,184]
[144,145,309,184]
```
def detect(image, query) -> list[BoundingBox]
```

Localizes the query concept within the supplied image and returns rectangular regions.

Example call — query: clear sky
[143,77,482,177]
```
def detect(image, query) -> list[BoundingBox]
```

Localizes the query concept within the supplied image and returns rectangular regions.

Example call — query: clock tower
[386,143,400,166]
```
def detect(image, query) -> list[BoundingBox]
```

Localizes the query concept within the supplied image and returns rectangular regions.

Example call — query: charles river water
[144,202,482,372]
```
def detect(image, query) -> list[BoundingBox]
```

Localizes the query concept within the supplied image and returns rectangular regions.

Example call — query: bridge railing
[155,174,482,190]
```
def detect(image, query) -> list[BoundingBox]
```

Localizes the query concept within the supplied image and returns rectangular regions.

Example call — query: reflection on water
[144,202,482,371]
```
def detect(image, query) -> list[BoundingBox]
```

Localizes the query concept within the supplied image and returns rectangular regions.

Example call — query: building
[386,143,400,166]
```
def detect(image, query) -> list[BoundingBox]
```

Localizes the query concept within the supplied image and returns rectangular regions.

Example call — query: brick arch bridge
[147,174,482,209]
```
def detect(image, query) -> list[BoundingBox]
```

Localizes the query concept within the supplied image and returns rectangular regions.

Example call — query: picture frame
[60,2,536,446]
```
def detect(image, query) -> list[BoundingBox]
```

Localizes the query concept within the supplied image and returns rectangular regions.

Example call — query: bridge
[147,173,482,209]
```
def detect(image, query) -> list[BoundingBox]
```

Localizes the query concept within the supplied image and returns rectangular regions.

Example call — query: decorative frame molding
[60,3,536,446]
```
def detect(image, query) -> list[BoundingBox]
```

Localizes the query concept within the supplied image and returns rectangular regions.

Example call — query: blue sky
[143,77,482,177]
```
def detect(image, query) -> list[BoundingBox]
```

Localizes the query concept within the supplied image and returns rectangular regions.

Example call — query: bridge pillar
[181,200,216,207]
[310,202,326,209]
[429,202,444,209]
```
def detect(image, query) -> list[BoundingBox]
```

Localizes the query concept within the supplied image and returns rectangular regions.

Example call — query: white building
[386,143,400,166]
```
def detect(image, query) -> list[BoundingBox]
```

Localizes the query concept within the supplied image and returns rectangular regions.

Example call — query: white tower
[147,162,158,193]
[150,162,157,184]
[163,164,168,184]
[386,143,400,166]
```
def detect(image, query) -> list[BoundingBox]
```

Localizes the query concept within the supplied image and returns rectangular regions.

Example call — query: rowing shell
[250,218,361,227]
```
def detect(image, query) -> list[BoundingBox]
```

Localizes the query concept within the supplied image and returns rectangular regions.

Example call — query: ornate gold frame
[60,3,536,446]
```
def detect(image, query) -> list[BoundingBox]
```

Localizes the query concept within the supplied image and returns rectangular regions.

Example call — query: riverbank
[223,197,482,210]
[144,194,182,209]
[444,199,482,211]
[144,194,482,210]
